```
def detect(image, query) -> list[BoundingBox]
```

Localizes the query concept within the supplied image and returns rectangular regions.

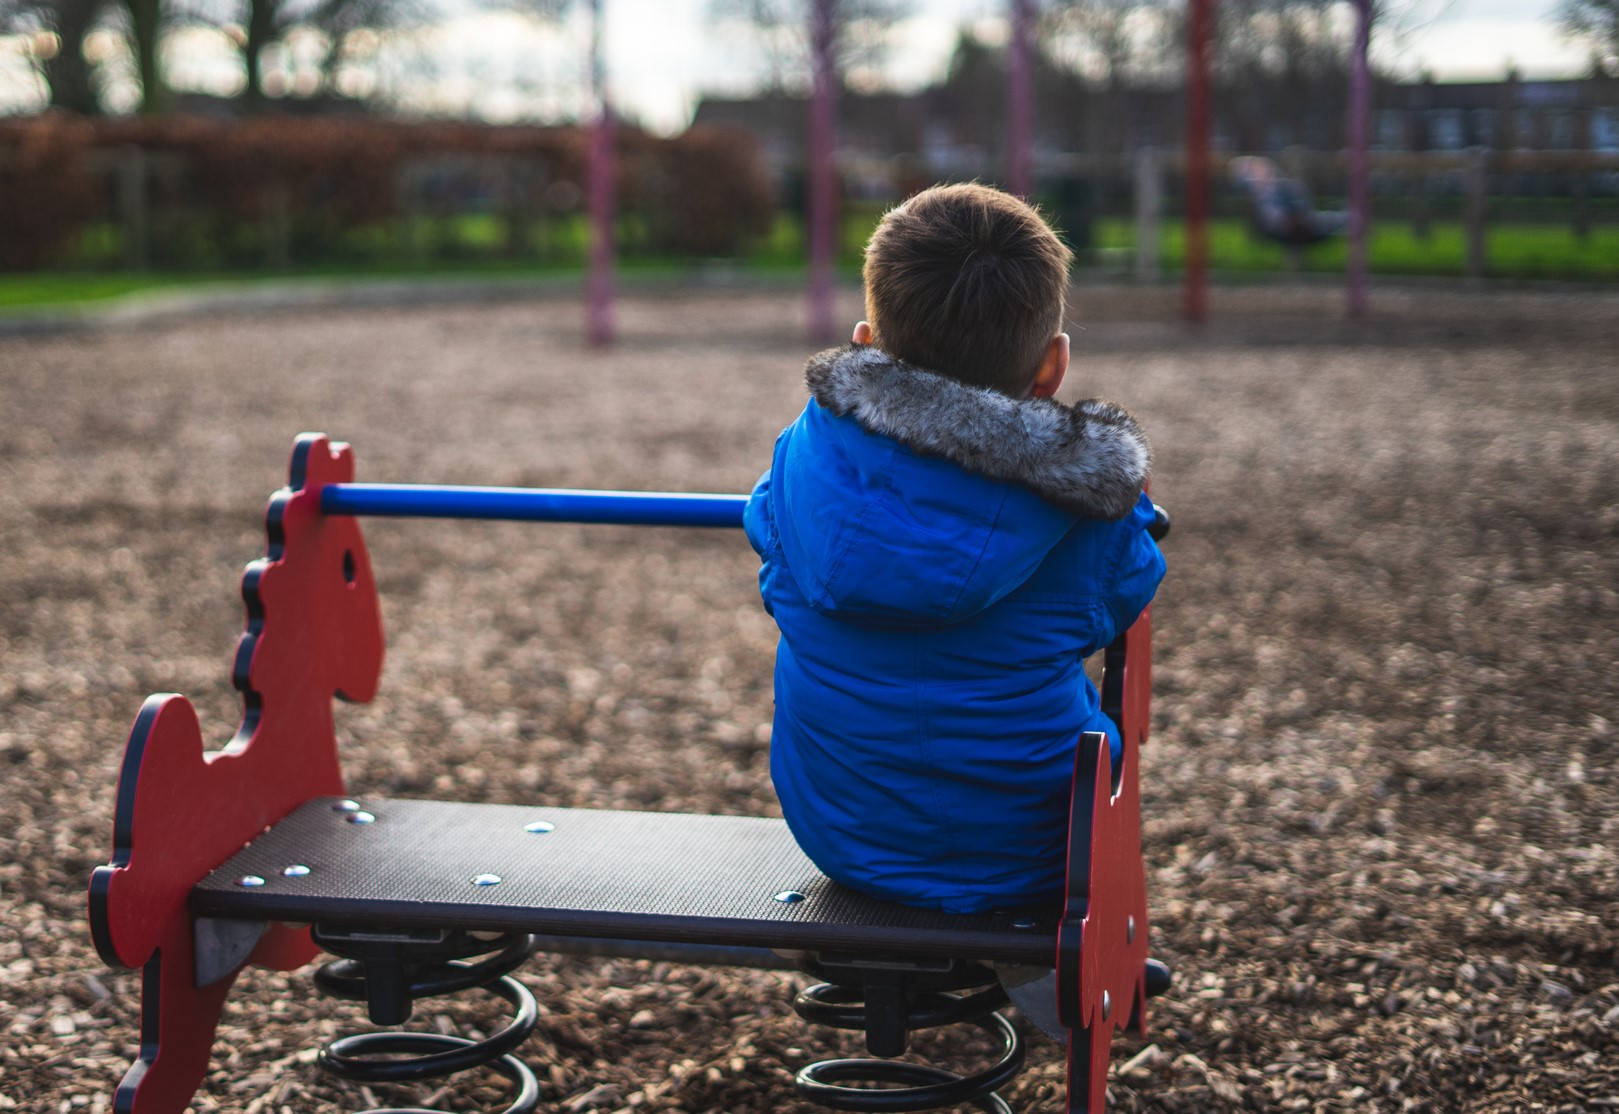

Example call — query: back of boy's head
[862,183,1073,396]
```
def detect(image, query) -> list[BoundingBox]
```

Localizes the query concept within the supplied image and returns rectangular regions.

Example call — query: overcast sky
[0,0,1598,130]
[484,0,1596,131]
[360,0,1598,130]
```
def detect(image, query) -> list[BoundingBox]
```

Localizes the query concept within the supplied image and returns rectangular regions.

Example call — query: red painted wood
[1122,605,1153,751]
[89,433,384,1114]
[1058,608,1153,1112]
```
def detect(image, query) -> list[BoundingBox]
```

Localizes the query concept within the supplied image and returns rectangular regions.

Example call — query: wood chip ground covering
[1,285,1615,1113]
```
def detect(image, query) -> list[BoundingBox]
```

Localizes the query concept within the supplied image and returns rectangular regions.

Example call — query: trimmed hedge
[0,113,776,270]
[0,114,100,270]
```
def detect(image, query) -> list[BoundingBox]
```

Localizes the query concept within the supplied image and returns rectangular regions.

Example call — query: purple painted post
[1183,0,1213,324]
[807,0,838,344]
[586,0,615,347]
[1007,0,1035,198]
[1346,0,1372,319]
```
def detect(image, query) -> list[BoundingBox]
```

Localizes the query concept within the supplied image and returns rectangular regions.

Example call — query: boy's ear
[852,321,873,345]
[1028,333,1069,399]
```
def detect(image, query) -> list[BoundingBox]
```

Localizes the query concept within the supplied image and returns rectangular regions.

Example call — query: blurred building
[693,45,1619,191]
[1375,72,1619,153]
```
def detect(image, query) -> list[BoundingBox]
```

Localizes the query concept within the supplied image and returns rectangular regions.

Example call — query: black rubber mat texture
[192,797,1059,964]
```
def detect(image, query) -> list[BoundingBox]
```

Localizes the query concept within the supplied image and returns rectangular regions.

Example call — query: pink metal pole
[1007,0,1035,198]
[807,0,838,344]
[1346,0,1372,319]
[586,0,615,348]
[1182,0,1213,324]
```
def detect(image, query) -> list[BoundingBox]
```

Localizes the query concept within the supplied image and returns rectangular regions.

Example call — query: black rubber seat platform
[193,797,1060,965]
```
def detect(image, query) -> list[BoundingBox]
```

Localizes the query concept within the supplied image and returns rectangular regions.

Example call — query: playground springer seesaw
[88,432,1172,1114]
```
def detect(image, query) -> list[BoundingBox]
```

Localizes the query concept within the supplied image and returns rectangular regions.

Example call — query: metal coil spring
[791,960,1026,1113]
[312,930,541,1114]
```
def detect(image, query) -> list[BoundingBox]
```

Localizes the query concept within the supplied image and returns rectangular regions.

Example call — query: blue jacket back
[745,345,1165,914]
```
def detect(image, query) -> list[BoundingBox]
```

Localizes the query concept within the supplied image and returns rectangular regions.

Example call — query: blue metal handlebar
[321,484,1168,538]
[321,484,748,528]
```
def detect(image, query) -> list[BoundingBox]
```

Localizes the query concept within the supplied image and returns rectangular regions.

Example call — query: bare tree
[114,0,167,112]
[1216,0,1351,77]
[1560,0,1618,74]
[1043,0,1406,154]
[481,0,569,18]
[173,0,428,108]
[1044,0,1377,91]
[1214,0,1367,148]
[1041,0,1178,88]
[707,0,912,91]
[0,0,108,112]
[711,0,795,87]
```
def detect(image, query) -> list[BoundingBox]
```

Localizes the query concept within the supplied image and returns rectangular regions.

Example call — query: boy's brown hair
[862,183,1073,396]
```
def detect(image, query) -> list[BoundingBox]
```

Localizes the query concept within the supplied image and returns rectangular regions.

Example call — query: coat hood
[765,345,1152,627]
[805,344,1151,520]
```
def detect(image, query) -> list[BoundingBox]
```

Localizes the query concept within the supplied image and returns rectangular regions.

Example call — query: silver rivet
[773,890,805,904]
[237,875,266,888]
[524,821,555,834]
[1012,917,1037,929]
[283,865,311,877]
[332,799,360,813]
[1101,991,1112,1021]
[347,811,375,825]
[473,874,502,887]
[1126,915,1136,943]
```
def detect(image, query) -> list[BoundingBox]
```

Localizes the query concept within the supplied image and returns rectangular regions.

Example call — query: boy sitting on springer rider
[744,183,1165,1030]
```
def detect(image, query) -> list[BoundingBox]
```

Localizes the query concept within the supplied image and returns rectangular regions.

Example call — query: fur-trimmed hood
[742,343,1158,628]
[805,344,1150,520]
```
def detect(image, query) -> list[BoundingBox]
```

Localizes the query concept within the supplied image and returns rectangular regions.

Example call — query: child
[743,183,1164,919]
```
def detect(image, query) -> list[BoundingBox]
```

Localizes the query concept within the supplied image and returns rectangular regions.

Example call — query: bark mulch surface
[2,285,1615,1113]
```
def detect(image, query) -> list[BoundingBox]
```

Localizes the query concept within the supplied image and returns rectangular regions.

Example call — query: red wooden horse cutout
[1057,603,1154,1113]
[88,433,385,1114]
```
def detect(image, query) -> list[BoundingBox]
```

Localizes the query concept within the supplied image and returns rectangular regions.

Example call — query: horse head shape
[234,433,385,744]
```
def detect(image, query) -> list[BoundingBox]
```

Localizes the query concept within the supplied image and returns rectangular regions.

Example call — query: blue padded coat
[744,345,1165,913]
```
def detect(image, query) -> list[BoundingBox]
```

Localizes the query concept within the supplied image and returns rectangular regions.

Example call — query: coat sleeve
[743,468,773,557]
[1104,492,1166,639]
[743,468,779,618]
